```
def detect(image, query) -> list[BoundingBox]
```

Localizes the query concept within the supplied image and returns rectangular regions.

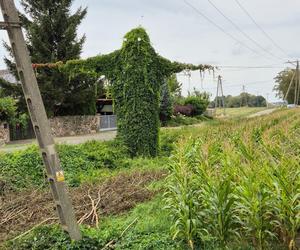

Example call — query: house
[96,98,113,115]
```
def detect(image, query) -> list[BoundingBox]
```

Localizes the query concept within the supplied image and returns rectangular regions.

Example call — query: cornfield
[164,109,300,249]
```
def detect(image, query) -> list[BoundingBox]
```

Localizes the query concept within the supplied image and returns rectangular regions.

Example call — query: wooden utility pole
[0,0,81,240]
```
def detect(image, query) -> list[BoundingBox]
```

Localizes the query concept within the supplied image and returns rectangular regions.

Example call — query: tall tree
[167,74,182,97]
[3,0,87,116]
[159,81,173,124]
[274,68,299,104]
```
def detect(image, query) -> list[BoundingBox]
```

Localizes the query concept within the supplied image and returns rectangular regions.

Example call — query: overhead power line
[182,0,278,62]
[207,0,284,62]
[234,0,290,59]
[218,65,283,69]
[204,79,274,90]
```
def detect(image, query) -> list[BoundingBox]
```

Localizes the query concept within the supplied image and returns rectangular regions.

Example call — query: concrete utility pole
[294,62,298,105]
[242,85,248,107]
[215,75,226,115]
[0,0,81,240]
[286,60,300,106]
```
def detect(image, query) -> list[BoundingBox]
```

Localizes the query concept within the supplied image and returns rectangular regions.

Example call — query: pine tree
[3,0,87,116]
[160,82,173,124]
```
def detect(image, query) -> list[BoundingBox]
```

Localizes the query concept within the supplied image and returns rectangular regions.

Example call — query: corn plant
[235,173,277,249]
[202,176,239,248]
[164,139,201,249]
[164,109,300,249]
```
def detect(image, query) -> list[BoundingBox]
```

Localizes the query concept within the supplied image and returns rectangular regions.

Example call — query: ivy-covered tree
[2,0,87,116]
[62,27,213,157]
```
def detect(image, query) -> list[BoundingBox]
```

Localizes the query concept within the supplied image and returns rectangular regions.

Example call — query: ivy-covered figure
[64,27,213,157]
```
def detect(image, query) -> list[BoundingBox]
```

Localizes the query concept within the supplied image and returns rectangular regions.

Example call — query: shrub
[184,94,209,116]
[174,104,194,116]
[0,97,17,122]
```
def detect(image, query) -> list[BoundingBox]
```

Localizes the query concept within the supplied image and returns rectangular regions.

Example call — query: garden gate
[100,115,117,131]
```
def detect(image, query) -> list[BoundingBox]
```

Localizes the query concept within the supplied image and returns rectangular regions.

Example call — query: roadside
[0,130,117,153]
[247,108,277,118]
[215,107,269,119]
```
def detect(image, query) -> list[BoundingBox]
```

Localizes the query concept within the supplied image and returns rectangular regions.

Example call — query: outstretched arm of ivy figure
[157,55,215,78]
[61,50,120,79]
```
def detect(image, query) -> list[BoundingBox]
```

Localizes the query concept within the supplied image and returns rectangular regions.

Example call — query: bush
[184,94,209,116]
[0,97,17,122]
[174,104,194,116]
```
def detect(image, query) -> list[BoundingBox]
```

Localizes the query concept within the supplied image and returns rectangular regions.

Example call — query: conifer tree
[160,82,173,124]
[3,0,88,116]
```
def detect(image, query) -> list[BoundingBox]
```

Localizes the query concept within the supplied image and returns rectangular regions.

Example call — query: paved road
[0,130,117,153]
[247,108,276,118]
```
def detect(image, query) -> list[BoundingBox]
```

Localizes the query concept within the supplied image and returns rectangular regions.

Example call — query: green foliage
[5,226,105,250]
[167,74,182,97]
[55,69,98,116]
[159,82,173,124]
[0,140,129,190]
[184,91,210,116]
[3,0,88,116]
[212,93,267,108]
[164,115,208,127]
[274,68,299,104]
[0,97,17,122]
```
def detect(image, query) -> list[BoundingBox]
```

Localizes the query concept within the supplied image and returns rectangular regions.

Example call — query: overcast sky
[1,0,300,102]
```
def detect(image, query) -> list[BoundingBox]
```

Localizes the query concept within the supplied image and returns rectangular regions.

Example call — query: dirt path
[247,108,277,118]
[0,130,117,153]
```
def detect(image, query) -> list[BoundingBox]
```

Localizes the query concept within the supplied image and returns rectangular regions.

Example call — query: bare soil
[0,169,166,244]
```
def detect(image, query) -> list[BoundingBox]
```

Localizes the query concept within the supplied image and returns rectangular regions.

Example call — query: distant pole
[286,60,300,105]
[266,93,269,108]
[215,76,220,109]
[295,60,300,105]
[284,71,296,103]
[242,85,248,107]
[219,75,226,115]
[187,70,191,95]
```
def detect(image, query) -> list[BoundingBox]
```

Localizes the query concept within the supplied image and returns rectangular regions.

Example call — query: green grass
[216,107,268,118]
